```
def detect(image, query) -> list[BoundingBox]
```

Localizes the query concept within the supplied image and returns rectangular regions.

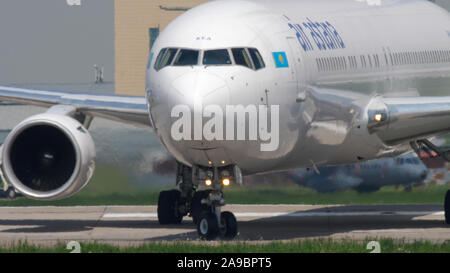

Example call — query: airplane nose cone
[161,70,231,155]
[149,69,232,166]
[420,169,428,180]
[169,71,230,107]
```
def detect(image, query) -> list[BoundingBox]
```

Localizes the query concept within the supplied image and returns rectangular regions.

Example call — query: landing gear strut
[156,162,239,240]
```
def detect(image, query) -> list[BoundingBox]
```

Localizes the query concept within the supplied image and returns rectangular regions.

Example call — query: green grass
[0,184,447,206]
[0,165,448,206]
[1,239,449,253]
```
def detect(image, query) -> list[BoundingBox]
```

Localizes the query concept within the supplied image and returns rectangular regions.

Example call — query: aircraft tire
[445,190,450,225]
[157,190,183,225]
[197,211,219,240]
[220,211,238,239]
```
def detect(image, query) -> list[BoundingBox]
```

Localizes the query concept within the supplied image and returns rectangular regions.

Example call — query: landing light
[222,178,231,186]
[374,113,383,122]
[205,179,212,186]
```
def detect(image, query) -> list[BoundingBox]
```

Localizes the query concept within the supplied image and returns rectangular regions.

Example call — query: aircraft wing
[305,86,450,147]
[0,85,151,127]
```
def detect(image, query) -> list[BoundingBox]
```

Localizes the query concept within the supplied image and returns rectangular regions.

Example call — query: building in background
[114,0,210,95]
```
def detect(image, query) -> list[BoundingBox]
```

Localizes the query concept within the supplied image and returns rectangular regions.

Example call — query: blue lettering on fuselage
[288,23,313,51]
[288,18,345,52]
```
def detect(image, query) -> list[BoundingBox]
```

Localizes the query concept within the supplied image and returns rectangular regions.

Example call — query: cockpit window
[203,49,232,65]
[232,48,253,69]
[173,49,199,66]
[154,48,178,70]
[248,48,265,70]
[154,48,167,70]
[153,47,265,70]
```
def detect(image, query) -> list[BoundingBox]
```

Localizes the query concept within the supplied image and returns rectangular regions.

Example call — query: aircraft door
[286,36,307,92]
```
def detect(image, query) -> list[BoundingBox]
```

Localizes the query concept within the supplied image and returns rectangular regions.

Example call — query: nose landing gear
[195,190,238,240]
[193,166,238,240]
[156,162,239,240]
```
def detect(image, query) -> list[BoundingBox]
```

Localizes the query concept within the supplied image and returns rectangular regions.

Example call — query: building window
[149,27,160,50]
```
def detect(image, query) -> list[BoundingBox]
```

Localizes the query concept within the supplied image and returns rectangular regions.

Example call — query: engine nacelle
[1,113,96,200]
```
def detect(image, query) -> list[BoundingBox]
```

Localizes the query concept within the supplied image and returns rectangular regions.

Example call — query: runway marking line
[102,211,444,219]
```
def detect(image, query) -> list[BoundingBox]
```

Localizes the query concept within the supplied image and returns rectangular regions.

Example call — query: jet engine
[0,113,95,200]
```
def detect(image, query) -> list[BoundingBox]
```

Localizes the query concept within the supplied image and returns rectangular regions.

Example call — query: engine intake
[1,113,96,200]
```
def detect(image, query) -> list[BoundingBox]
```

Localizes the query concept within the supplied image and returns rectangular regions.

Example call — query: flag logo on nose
[272,52,289,68]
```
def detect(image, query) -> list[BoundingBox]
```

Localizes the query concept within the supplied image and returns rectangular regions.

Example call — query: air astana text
[170,102,280,152]
[288,18,346,52]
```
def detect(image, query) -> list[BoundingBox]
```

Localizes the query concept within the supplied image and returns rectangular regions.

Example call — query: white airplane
[0,0,449,240]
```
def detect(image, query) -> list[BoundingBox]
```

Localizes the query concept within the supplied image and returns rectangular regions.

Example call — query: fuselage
[146,0,450,175]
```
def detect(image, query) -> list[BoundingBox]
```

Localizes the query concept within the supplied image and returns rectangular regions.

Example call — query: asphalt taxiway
[0,204,447,245]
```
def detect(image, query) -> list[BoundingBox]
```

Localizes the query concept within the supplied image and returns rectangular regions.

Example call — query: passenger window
[248,48,265,70]
[173,49,199,66]
[232,48,253,69]
[154,48,178,70]
[203,49,232,65]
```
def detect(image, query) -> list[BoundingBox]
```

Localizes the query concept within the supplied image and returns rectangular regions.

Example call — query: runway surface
[0,204,448,246]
